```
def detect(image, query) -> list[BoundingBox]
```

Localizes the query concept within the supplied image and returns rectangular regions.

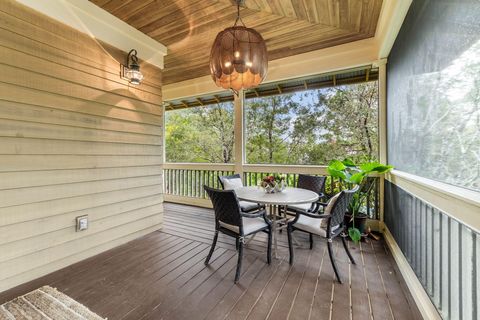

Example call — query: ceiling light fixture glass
[209,0,268,94]
[124,49,143,85]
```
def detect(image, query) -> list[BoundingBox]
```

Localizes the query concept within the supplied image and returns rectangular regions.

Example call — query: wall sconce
[121,49,143,85]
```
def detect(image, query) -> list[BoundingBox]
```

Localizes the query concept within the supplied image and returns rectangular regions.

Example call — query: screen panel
[387,0,480,191]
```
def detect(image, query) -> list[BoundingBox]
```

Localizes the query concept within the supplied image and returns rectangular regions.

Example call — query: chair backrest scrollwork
[204,185,243,233]
[329,185,360,228]
[297,174,326,196]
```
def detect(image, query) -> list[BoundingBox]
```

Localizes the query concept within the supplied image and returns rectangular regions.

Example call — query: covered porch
[0,203,420,320]
[0,0,478,319]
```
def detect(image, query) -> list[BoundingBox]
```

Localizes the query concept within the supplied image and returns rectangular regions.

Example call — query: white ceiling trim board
[15,0,167,69]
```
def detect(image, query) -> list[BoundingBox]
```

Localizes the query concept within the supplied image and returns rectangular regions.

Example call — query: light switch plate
[76,215,88,231]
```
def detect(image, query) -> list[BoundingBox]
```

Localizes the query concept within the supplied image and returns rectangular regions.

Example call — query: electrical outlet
[76,215,88,231]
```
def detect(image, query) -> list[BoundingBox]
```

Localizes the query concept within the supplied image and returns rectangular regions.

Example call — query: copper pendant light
[209,0,268,94]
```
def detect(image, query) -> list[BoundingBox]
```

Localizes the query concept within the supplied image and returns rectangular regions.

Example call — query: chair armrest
[296,211,331,219]
[241,210,271,226]
[240,210,267,219]
[287,209,330,226]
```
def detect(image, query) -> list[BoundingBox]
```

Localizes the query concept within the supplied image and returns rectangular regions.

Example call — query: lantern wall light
[121,49,144,85]
[209,0,268,94]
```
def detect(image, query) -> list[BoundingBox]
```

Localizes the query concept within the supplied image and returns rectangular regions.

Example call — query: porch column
[234,90,245,176]
[377,58,388,225]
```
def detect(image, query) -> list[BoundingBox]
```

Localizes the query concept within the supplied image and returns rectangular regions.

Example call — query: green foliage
[327,158,393,185]
[348,192,363,216]
[165,82,379,165]
[245,82,379,164]
[327,158,393,241]
[165,102,234,163]
[348,227,362,243]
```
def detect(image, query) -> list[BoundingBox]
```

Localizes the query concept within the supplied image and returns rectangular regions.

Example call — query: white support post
[376,59,388,227]
[161,103,166,195]
[234,90,244,177]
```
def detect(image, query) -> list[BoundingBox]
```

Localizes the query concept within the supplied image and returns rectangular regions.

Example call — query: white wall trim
[387,170,480,233]
[164,195,212,208]
[374,0,413,59]
[15,0,167,69]
[383,226,442,320]
[163,162,235,171]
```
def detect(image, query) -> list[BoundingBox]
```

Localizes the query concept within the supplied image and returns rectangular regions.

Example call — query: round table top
[235,186,319,205]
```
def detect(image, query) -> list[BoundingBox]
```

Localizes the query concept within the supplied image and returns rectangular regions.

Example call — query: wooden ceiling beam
[181,100,189,108]
[166,69,378,108]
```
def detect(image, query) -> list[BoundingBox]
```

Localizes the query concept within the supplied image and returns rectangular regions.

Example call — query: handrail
[388,170,480,206]
[242,164,328,174]
[164,162,380,176]
[387,170,480,233]
[163,162,235,171]
[163,162,327,173]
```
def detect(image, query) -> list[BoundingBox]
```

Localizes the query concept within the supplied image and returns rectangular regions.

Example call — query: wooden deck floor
[0,203,421,320]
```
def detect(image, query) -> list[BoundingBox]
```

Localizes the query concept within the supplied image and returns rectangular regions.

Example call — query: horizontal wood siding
[0,0,163,292]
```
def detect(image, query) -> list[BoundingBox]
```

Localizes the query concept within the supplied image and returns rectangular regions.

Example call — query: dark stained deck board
[349,241,372,320]
[0,203,422,320]
[361,241,395,320]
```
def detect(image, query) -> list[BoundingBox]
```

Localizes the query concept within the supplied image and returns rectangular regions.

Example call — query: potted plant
[343,180,374,237]
[327,159,393,242]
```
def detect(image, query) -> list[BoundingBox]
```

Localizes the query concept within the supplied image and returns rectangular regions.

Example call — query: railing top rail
[164,162,380,177]
[163,163,235,171]
[388,170,480,234]
[242,164,328,174]
[164,163,330,174]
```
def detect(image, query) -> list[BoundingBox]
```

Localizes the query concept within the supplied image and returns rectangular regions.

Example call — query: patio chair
[286,174,327,214]
[287,185,359,283]
[204,185,272,283]
[218,174,264,213]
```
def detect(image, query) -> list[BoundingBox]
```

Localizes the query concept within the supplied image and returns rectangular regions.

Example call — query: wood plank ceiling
[90,0,383,85]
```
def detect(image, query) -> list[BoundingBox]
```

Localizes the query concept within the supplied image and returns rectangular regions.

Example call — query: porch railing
[163,163,380,220]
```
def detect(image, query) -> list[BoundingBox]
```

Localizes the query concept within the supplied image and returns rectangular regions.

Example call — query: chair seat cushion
[293,215,328,237]
[219,217,268,235]
[239,201,261,212]
[287,202,313,212]
[292,215,340,237]
[291,191,343,237]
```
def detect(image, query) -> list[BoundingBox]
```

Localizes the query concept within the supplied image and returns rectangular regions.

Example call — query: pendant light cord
[233,0,246,27]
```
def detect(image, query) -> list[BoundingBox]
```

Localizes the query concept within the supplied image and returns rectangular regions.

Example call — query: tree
[317,82,379,163]
[165,102,234,163]
[165,81,380,166]
[191,103,234,163]
[245,95,298,163]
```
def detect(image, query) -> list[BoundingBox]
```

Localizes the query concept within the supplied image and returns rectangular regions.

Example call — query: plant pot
[344,212,368,235]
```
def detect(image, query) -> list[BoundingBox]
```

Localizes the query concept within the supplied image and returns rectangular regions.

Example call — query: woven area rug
[0,286,106,320]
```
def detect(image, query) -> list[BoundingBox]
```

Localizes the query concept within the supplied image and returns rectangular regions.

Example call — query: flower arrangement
[260,175,286,193]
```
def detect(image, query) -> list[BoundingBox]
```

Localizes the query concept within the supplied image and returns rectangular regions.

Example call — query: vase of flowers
[260,175,286,193]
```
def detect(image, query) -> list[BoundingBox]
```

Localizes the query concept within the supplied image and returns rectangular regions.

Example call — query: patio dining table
[235,186,319,258]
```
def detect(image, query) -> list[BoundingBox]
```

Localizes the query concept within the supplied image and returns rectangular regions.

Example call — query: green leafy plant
[327,158,393,242]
